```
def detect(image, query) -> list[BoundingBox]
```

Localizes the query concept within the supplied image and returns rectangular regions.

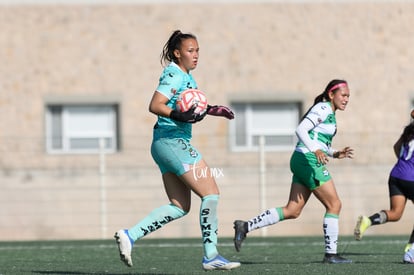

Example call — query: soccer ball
[176,89,208,115]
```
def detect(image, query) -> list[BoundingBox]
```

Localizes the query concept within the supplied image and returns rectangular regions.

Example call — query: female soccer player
[114,30,239,271]
[354,110,414,263]
[233,79,353,264]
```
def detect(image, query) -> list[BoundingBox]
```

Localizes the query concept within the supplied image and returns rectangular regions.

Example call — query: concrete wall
[1,1,414,240]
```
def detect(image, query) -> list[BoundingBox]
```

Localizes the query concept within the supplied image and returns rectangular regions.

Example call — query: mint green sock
[128,203,187,241]
[200,194,219,259]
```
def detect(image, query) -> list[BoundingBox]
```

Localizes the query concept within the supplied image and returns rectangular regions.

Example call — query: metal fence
[1,132,413,241]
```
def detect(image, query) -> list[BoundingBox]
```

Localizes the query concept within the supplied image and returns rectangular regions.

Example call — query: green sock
[128,203,187,241]
[200,194,219,259]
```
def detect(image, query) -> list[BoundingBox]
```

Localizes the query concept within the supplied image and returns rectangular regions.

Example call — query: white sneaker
[403,247,414,264]
[114,229,133,267]
[202,254,241,270]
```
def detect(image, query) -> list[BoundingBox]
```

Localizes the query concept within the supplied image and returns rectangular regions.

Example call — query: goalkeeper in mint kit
[114,30,239,271]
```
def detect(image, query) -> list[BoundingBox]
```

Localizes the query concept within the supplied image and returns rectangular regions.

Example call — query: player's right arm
[149,91,204,123]
[149,65,183,118]
[149,91,172,118]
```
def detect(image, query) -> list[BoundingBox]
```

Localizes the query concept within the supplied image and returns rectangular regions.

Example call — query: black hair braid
[401,122,414,145]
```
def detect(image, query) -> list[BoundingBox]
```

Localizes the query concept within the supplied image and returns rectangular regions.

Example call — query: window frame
[228,93,303,152]
[44,96,121,154]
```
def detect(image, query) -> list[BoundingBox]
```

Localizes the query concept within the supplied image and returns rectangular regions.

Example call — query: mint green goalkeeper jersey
[295,101,336,155]
[154,62,198,140]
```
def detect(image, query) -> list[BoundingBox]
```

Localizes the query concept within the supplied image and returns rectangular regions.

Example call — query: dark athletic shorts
[388,176,414,202]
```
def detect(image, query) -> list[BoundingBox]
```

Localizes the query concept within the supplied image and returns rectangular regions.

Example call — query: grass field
[0,235,413,274]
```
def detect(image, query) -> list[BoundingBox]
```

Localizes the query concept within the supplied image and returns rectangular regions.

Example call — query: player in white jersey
[114,30,239,271]
[234,79,354,264]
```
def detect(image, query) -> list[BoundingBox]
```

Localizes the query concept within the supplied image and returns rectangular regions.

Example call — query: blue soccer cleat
[202,254,241,270]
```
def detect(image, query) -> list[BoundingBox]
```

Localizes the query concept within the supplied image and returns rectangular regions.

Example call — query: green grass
[0,236,413,274]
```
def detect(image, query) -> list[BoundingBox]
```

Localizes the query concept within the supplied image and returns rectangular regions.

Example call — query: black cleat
[323,253,352,264]
[233,220,248,252]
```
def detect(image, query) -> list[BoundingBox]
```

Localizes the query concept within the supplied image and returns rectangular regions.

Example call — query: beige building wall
[1,1,414,241]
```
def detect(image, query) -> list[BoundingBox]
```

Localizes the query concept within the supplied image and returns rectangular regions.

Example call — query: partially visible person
[233,79,353,264]
[114,30,239,271]
[354,109,414,264]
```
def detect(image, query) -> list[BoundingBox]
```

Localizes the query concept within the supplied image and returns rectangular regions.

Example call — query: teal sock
[128,203,187,241]
[200,194,219,259]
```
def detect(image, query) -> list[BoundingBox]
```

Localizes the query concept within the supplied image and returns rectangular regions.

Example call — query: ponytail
[160,30,197,67]
[401,122,414,145]
[302,79,347,119]
[313,94,325,105]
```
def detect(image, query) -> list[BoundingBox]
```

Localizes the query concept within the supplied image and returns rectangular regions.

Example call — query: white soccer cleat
[114,229,133,267]
[404,248,414,264]
[202,254,241,270]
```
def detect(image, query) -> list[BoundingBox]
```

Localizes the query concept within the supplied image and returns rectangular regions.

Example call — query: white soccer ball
[176,89,208,115]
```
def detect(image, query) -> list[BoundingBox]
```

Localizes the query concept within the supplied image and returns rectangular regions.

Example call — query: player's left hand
[334,147,354,159]
[207,105,235,120]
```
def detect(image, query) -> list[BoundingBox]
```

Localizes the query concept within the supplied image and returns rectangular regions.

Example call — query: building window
[45,104,119,153]
[230,102,301,151]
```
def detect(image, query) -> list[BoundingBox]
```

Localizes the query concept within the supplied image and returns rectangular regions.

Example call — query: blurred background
[1,0,414,241]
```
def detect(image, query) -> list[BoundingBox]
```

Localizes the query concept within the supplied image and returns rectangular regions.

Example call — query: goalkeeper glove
[207,105,235,120]
[170,106,206,123]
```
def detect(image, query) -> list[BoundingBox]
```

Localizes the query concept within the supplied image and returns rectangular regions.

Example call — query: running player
[114,30,239,271]
[354,110,414,263]
[233,79,353,264]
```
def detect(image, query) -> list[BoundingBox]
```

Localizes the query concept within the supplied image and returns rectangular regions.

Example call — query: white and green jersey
[295,101,336,155]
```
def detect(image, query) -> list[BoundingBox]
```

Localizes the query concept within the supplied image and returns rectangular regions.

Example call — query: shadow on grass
[343,252,401,256]
[32,271,172,275]
[238,251,407,266]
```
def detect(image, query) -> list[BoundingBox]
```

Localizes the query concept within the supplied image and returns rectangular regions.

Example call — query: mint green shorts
[151,137,202,176]
[290,151,331,191]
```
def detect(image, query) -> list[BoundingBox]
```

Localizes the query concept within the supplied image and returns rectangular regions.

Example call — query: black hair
[400,121,414,145]
[302,79,348,119]
[313,79,348,105]
[160,30,197,67]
